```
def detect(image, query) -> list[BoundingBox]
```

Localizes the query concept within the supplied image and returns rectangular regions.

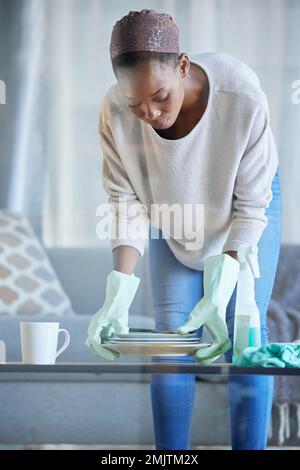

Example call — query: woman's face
[117,55,189,129]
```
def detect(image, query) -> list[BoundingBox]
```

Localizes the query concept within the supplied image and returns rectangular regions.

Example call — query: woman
[86,9,281,450]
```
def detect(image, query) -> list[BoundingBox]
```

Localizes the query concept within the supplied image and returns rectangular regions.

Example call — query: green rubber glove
[176,253,240,363]
[85,269,140,361]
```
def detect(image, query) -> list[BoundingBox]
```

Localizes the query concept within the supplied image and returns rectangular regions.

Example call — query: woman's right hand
[85,269,140,361]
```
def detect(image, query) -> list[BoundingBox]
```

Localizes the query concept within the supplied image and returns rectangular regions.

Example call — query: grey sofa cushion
[46,247,154,320]
[271,244,300,311]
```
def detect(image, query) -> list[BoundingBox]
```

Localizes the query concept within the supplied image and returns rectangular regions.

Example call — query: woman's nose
[143,106,161,122]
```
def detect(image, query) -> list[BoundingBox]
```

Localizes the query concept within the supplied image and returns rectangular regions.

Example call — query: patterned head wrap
[109,9,180,60]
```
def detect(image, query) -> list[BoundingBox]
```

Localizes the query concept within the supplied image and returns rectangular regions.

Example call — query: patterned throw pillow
[0,211,74,316]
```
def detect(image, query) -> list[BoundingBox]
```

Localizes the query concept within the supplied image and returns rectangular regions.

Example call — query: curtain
[1,0,299,245]
[0,0,47,238]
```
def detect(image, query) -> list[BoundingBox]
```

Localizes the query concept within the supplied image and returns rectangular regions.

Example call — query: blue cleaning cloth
[236,342,300,368]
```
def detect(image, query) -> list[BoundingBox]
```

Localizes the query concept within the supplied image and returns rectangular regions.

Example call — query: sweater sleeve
[99,111,149,257]
[222,102,278,253]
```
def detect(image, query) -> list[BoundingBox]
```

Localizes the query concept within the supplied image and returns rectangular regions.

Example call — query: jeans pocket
[271,169,280,189]
[265,171,281,219]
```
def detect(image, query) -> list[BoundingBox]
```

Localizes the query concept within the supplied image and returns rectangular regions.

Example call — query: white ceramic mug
[20,322,70,364]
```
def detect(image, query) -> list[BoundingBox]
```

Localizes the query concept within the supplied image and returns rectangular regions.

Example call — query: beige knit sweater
[98,51,279,270]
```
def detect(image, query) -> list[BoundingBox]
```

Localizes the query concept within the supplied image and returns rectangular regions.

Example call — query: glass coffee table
[1,359,300,380]
[0,359,299,450]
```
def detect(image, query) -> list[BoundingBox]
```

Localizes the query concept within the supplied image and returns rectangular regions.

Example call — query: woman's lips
[151,117,170,129]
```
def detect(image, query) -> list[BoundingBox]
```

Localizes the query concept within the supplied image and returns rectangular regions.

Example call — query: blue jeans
[148,169,282,450]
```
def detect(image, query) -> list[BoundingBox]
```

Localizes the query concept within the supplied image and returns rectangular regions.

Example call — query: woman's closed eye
[154,93,169,103]
[128,94,170,108]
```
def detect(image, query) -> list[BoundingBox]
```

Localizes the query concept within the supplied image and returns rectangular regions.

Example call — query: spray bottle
[232,244,261,364]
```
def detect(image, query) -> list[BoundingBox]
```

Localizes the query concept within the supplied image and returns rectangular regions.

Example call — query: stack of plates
[102,328,211,356]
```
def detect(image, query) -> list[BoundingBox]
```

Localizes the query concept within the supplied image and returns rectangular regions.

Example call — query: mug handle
[56,329,70,358]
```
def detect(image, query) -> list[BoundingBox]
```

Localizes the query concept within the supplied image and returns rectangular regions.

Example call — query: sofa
[0,244,298,447]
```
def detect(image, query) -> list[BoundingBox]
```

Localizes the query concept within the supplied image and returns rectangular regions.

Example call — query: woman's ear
[177,53,190,79]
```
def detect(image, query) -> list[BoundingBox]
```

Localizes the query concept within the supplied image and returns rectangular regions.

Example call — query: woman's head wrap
[110,9,180,60]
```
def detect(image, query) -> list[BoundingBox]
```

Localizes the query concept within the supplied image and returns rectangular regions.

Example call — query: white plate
[104,339,202,343]
[102,342,211,356]
[110,333,198,338]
